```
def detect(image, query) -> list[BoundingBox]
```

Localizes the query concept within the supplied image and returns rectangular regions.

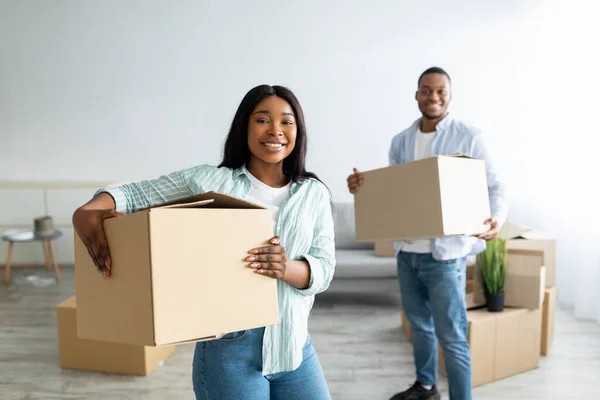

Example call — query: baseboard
[0,263,74,268]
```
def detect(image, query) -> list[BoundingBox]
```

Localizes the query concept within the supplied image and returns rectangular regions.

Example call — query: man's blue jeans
[397,251,472,400]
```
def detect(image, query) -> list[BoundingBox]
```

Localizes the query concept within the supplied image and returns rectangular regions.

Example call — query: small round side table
[2,229,62,285]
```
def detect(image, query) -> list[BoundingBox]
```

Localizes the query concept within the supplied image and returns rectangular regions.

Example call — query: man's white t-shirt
[245,171,291,234]
[401,128,437,253]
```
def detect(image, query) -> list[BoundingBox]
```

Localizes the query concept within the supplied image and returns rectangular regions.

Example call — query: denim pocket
[214,330,248,342]
[425,253,455,265]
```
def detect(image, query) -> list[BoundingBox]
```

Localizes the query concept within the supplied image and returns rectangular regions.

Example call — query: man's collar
[414,113,452,132]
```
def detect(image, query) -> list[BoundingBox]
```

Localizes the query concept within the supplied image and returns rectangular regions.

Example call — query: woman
[72,84,335,400]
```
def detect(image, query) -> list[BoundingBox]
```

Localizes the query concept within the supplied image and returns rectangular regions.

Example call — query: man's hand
[476,217,500,241]
[347,168,365,194]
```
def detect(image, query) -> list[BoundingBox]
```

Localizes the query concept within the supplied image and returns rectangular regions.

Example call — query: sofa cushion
[334,249,398,279]
[333,202,373,250]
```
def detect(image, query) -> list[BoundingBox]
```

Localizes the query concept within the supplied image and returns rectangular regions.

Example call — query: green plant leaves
[476,236,508,295]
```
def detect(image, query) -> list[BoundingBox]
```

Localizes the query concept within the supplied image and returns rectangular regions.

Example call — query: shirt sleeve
[470,132,509,227]
[96,165,205,214]
[296,184,336,297]
[389,136,401,166]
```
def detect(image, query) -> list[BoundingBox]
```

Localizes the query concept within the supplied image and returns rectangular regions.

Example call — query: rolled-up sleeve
[95,166,204,214]
[99,187,129,213]
[296,186,336,297]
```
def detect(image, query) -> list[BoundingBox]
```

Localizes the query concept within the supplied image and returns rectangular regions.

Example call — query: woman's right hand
[72,208,124,278]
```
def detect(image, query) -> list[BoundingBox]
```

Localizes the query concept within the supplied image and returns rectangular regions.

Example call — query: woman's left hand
[246,236,287,279]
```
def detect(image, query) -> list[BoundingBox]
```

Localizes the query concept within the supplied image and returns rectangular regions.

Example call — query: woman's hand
[246,236,287,279]
[72,207,125,278]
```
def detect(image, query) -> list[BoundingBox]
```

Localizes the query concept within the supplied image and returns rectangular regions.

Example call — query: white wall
[1,1,598,320]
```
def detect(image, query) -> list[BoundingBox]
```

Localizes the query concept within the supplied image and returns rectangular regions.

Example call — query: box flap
[502,222,530,239]
[165,335,220,346]
[508,251,546,306]
[156,199,215,209]
[504,265,546,309]
[57,296,76,309]
[145,191,265,211]
[441,153,474,159]
[516,230,554,240]
[505,249,545,276]
[541,287,556,355]
[466,308,497,324]
[502,222,554,240]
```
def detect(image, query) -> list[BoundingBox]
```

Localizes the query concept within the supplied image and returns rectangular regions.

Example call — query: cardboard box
[466,263,475,280]
[401,278,484,342]
[74,192,279,347]
[354,155,491,242]
[473,249,546,310]
[57,296,175,375]
[374,241,395,257]
[439,307,542,387]
[465,278,485,309]
[401,309,412,341]
[503,223,557,287]
[541,286,556,355]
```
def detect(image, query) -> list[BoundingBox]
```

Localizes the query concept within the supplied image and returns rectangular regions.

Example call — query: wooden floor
[1,268,599,400]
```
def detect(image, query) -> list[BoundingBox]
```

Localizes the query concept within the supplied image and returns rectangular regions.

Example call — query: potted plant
[476,236,508,312]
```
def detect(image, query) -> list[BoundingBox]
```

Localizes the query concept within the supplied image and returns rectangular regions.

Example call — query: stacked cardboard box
[458,249,546,386]
[57,296,176,375]
[401,307,544,387]
[473,249,546,310]
[465,264,485,310]
[400,245,552,386]
[503,223,557,355]
[472,222,558,355]
[374,241,395,257]
[401,250,546,386]
[439,307,542,387]
[57,191,280,375]
[541,286,556,355]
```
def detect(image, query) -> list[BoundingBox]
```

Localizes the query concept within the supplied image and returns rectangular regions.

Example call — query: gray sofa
[332,202,398,279]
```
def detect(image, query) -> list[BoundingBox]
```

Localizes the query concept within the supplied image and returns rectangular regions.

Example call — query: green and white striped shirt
[99,164,336,375]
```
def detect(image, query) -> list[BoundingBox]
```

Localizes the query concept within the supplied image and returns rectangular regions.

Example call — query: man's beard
[422,112,443,120]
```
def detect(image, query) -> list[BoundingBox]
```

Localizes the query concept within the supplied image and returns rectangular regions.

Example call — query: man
[347,67,507,400]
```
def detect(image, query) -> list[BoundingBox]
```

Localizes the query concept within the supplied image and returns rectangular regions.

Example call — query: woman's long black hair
[218,84,322,184]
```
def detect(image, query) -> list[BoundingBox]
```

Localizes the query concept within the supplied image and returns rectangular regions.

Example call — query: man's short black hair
[418,67,451,87]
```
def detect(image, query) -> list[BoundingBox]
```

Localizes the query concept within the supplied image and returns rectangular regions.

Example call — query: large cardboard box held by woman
[74,192,279,347]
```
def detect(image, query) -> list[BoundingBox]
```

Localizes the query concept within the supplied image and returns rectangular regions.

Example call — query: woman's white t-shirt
[245,171,291,233]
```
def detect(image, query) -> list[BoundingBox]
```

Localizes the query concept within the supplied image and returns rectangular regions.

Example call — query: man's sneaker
[389,381,441,400]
